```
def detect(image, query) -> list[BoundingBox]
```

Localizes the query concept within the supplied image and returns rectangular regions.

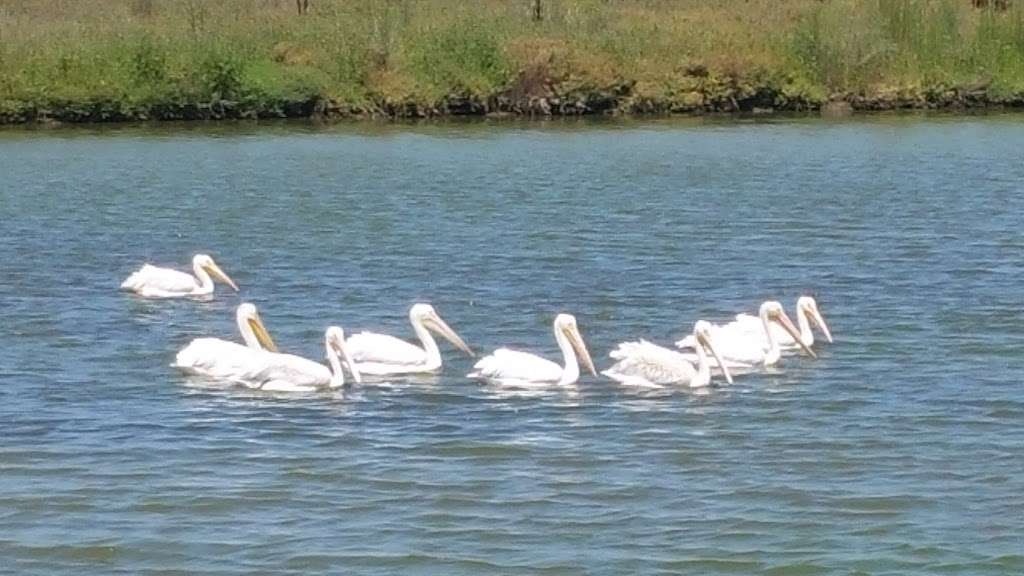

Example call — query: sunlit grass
[1,0,1022,119]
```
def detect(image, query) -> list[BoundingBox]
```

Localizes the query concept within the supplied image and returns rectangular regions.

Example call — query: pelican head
[325,326,361,384]
[693,320,733,384]
[409,303,474,357]
[761,301,816,358]
[237,302,278,352]
[797,296,832,344]
[194,254,239,291]
[554,313,597,377]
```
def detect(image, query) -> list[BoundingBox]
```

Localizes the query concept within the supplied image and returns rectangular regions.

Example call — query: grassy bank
[2,0,1024,122]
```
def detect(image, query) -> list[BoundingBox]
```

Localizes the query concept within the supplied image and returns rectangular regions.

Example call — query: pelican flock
[121,253,238,298]
[676,300,818,370]
[126,253,834,393]
[675,301,817,370]
[678,296,832,352]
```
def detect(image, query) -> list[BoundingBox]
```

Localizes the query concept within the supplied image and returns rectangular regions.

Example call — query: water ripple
[1,117,1023,574]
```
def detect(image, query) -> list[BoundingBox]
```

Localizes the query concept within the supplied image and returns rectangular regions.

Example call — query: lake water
[1,116,1022,575]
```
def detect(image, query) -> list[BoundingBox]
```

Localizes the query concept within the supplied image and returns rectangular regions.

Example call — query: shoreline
[6,2,1024,127]
[4,83,1023,125]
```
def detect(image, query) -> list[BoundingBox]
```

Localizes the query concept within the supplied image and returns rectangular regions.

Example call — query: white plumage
[469,348,565,385]
[171,302,277,375]
[603,321,733,388]
[468,313,596,386]
[345,303,474,375]
[676,301,816,369]
[121,253,238,298]
[174,326,360,392]
[345,333,428,368]
[678,296,832,352]
[174,338,274,385]
[605,341,700,387]
[171,302,278,383]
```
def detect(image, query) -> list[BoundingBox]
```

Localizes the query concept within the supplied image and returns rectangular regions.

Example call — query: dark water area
[2,116,1023,574]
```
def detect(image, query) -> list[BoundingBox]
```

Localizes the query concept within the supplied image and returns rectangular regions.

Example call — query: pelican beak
[205,261,239,291]
[428,313,475,357]
[332,338,362,384]
[247,314,279,353]
[809,305,833,344]
[565,324,597,377]
[698,332,733,384]
[775,311,816,358]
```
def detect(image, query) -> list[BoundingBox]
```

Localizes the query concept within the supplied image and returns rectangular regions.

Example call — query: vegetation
[2,0,1024,122]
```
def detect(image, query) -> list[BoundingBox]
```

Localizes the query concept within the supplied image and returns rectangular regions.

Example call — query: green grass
[1,0,1023,121]
[790,0,1024,96]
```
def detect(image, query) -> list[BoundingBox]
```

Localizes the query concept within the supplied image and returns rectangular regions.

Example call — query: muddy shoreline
[3,81,1023,124]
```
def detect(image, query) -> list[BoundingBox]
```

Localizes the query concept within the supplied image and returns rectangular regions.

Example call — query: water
[2,116,1023,575]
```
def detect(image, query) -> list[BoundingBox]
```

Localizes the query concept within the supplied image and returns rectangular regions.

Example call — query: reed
[791,0,1024,94]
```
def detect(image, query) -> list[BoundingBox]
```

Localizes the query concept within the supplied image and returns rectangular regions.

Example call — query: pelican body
[677,301,816,369]
[121,253,238,298]
[171,302,279,382]
[604,321,733,388]
[175,326,360,392]
[468,313,597,386]
[680,296,832,352]
[345,304,474,375]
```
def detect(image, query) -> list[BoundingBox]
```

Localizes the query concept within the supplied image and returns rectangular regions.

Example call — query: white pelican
[174,326,361,392]
[121,253,238,298]
[345,303,474,375]
[603,321,734,388]
[468,313,596,386]
[676,301,816,369]
[678,296,832,351]
[170,302,279,382]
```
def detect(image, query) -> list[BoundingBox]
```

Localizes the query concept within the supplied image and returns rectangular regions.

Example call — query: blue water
[2,116,1023,575]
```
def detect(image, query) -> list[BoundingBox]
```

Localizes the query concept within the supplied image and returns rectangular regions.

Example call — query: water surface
[2,116,1023,574]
